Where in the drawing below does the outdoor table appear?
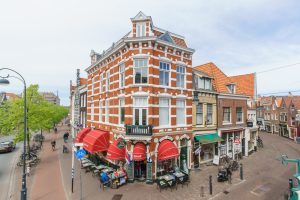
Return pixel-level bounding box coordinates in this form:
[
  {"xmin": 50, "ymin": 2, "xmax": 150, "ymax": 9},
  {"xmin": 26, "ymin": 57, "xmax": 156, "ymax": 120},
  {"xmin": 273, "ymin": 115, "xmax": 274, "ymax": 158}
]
[
  {"xmin": 173, "ymin": 171, "xmax": 185, "ymax": 179},
  {"xmin": 96, "ymin": 165, "xmax": 107, "ymax": 170},
  {"xmin": 82, "ymin": 162, "xmax": 93, "ymax": 168}
]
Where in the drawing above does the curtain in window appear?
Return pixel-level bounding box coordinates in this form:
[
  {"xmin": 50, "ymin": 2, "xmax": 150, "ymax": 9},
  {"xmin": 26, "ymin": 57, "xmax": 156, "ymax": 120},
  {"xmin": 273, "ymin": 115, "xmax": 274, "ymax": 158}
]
[
  {"xmin": 196, "ymin": 103, "xmax": 203, "ymax": 125},
  {"xmin": 159, "ymin": 98, "xmax": 169, "ymax": 125},
  {"xmin": 176, "ymin": 100, "xmax": 185, "ymax": 125}
]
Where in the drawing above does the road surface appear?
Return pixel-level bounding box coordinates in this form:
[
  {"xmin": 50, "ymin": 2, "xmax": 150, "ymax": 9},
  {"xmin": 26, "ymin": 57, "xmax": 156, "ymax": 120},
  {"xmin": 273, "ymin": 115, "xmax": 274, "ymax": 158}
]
[{"xmin": 0, "ymin": 136, "xmax": 21, "ymax": 200}]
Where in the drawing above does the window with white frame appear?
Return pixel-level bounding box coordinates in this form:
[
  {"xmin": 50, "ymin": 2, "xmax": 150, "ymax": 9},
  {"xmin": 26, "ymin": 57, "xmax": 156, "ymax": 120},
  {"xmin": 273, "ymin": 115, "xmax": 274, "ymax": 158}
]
[
  {"xmin": 99, "ymin": 100, "xmax": 102, "ymax": 122},
  {"xmin": 196, "ymin": 103, "xmax": 203, "ymax": 125},
  {"xmin": 198, "ymin": 77, "xmax": 212, "ymax": 90},
  {"xmin": 100, "ymin": 74, "xmax": 103, "ymax": 93},
  {"xmin": 207, "ymin": 104, "xmax": 213, "ymax": 125},
  {"xmin": 159, "ymin": 98, "xmax": 170, "ymax": 126},
  {"xmin": 223, "ymin": 107, "xmax": 231, "ymax": 123},
  {"xmin": 80, "ymin": 95, "xmax": 83, "ymax": 107},
  {"xmin": 119, "ymin": 98, "xmax": 125, "ymax": 124},
  {"xmin": 91, "ymin": 77, "xmax": 95, "ymax": 95},
  {"xmin": 106, "ymin": 71, "xmax": 110, "ymax": 91},
  {"xmin": 227, "ymin": 84, "xmax": 236, "ymax": 94},
  {"xmin": 176, "ymin": 99, "xmax": 185, "ymax": 125},
  {"xmin": 134, "ymin": 58, "xmax": 148, "ymax": 84},
  {"xmin": 159, "ymin": 62, "xmax": 170, "ymax": 86},
  {"xmin": 236, "ymin": 107, "xmax": 243, "ymax": 122},
  {"xmin": 176, "ymin": 65, "xmax": 185, "ymax": 88},
  {"xmin": 91, "ymin": 103, "xmax": 94, "ymax": 121},
  {"xmin": 133, "ymin": 97, "xmax": 148, "ymax": 125},
  {"xmin": 120, "ymin": 63, "xmax": 125, "ymax": 88},
  {"xmin": 136, "ymin": 23, "xmax": 146, "ymax": 37},
  {"xmin": 105, "ymin": 99, "xmax": 109, "ymax": 123}
]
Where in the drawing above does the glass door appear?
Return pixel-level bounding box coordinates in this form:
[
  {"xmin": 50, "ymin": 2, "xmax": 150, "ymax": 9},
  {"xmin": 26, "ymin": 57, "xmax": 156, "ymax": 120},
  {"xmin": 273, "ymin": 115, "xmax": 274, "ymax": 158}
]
[{"xmin": 134, "ymin": 108, "xmax": 147, "ymax": 125}]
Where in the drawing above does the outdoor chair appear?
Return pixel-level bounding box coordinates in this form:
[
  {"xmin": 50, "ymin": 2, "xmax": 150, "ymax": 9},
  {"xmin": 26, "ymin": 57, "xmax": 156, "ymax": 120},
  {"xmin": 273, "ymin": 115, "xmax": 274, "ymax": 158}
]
[
  {"xmin": 167, "ymin": 179, "xmax": 177, "ymax": 191},
  {"xmin": 92, "ymin": 169, "xmax": 100, "ymax": 177},
  {"xmin": 156, "ymin": 179, "xmax": 168, "ymax": 192}
]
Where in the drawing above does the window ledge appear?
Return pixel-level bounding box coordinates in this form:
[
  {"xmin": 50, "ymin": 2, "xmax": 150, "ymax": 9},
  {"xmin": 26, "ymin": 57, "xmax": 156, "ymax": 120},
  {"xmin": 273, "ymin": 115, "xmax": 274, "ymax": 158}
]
[
  {"xmin": 222, "ymin": 122, "xmax": 232, "ymax": 125},
  {"xmin": 236, "ymin": 122, "xmax": 244, "ymax": 124}
]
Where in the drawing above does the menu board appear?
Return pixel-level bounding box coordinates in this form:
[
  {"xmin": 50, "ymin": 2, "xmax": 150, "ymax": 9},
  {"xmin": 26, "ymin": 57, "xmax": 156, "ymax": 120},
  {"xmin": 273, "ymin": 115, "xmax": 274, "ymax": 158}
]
[
  {"xmin": 127, "ymin": 162, "xmax": 134, "ymax": 181},
  {"xmin": 146, "ymin": 162, "xmax": 152, "ymax": 181}
]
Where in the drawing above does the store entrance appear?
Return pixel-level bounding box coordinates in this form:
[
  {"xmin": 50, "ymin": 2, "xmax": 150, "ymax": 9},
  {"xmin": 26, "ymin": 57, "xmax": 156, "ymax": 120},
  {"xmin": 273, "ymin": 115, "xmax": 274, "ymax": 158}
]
[{"xmin": 134, "ymin": 160, "xmax": 146, "ymax": 181}]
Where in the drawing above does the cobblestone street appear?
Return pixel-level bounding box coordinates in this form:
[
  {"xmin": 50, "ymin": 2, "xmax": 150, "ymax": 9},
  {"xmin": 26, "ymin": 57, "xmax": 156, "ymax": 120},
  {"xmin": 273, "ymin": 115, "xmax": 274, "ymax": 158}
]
[{"xmin": 55, "ymin": 131, "xmax": 299, "ymax": 200}]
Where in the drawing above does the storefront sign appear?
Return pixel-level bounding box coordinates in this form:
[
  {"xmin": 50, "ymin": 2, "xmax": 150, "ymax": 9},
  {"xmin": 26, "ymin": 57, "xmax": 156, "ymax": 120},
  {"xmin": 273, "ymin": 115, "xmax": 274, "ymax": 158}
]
[
  {"xmin": 234, "ymin": 138, "xmax": 240, "ymax": 144},
  {"xmin": 117, "ymin": 139, "xmax": 126, "ymax": 148},
  {"xmin": 247, "ymin": 121, "xmax": 253, "ymax": 127}
]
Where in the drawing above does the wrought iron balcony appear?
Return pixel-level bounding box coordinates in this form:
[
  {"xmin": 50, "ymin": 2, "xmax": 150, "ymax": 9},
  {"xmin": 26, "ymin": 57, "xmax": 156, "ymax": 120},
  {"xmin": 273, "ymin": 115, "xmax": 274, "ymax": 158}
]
[{"xmin": 125, "ymin": 124, "xmax": 153, "ymax": 136}]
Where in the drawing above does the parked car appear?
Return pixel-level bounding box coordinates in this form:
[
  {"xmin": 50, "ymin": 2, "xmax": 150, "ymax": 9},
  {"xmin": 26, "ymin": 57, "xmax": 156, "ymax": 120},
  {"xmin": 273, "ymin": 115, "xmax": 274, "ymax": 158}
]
[{"xmin": 0, "ymin": 141, "xmax": 15, "ymax": 153}]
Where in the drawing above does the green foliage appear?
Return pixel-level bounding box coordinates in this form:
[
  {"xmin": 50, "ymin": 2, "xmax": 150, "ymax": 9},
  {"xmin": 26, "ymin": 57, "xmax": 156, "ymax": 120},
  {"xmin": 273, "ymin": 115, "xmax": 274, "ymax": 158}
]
[{"xmin": 0, "ymin": 84, "xmax": 69, "ymax": 143}]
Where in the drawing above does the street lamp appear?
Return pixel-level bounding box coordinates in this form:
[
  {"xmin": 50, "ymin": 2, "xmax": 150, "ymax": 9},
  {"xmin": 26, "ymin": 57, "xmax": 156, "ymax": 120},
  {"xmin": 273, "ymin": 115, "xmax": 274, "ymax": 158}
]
[{"xmin": 0, "ymin": 68, "xmax": 27, "ymax": 200}]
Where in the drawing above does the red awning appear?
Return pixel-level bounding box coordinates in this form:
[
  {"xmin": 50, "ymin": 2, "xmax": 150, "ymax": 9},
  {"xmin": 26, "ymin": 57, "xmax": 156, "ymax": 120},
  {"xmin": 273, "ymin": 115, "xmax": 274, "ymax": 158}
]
[
  {"xmin": 106, "ymin": 138, "xmax": 126, "ymax": 160},
  {"xmin": 75, "ymin": 128, "xmax": 91, "ymax": 143},
  {"xmin": 132, "ymin": 143, "xmax": 146, "ymax": 161},
  {"xmin": 158, "ymin": 140, "xmax": 179, "ymax": 161},
  {"xmin": 83, "ymin": 130, "xmax": 109, "ymax": 154}
]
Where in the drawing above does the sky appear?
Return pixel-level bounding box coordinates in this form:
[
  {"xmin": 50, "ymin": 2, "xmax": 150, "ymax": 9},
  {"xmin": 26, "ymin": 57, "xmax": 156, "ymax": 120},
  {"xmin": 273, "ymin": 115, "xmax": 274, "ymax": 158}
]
[{"xmin": 0, "ymin": 0, "xmax": 300, "ymax": 105}]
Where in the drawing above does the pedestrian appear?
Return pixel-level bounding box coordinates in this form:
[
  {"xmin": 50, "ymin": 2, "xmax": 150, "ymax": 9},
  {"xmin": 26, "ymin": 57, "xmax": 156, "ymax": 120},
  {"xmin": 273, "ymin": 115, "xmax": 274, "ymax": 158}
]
[
  {"xmin": 54, "ymin": 127, "xmax": 58, "ymax": 134},
  {"xmin": 227, "ymin": 167, "xmax": 232, "ymax": 184},
  {"xmin": 63, "ymin": 132, "xmax": 69, "ymax": 143},
  {"xmin": 51, "ymin": 140, "xmax": 56, "ymax": 151}
]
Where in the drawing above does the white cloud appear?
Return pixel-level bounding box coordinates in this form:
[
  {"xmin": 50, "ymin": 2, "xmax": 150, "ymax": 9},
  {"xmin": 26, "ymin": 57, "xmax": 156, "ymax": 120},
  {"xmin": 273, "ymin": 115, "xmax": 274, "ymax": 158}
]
[{"xmin": 1, "ymin": 0, "xmax": 300, "ymax": 105}]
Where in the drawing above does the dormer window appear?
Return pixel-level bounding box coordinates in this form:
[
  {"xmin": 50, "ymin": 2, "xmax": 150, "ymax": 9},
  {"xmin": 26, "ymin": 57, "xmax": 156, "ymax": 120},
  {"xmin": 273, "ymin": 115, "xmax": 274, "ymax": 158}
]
[
  {"xmin": 197, "ymin": 77, "xmax": 211, "ymax": 90},
  {"xmin": 136, "ymin": 22, "xmax": 146, "ymax": 37},
  {"xmin": 227, "ymin": 84, "xmax": 236, "ymax": 94}
]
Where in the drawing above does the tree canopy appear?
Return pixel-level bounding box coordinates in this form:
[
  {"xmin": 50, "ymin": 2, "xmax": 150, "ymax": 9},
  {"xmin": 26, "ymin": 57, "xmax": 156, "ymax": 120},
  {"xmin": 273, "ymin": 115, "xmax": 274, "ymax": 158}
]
[{"xmin": 0, "ymin": 84, "xmax": 69, "ymax": 143}]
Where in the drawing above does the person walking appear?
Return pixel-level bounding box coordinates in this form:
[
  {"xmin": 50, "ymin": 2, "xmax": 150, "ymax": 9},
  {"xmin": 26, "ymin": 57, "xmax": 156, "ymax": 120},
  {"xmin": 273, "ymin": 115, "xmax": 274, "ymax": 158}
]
[
  {"xmin": 51, "ymin": 140, "xmax": 56, "ymax": 151},
  {"xmin": 63, "ymin": 132, "xmax": 69, "ymax": 143}
]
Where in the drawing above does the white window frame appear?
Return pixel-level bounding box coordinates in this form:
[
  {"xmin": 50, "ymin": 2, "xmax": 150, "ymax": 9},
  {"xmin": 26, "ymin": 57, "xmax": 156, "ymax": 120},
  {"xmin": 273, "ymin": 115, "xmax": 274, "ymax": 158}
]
[
  {"xmin": 99, "ymin": 100, "xmax": 102, "ymax": 122},
  {"xmin": 119, "ymin": 63, "xmax": 125, "ymax": 88},
  {"xmin": 159, "ymin": 98, "xmax": 170, "ymax": 126},
  {"xmin": 133, "ymin": 58, "xmax": 148, "ymax": 84},
  {"xmin": 227, "ymin": 84, "xmax": 236, "ymax": 94},
  {"xmin": 159, "ymin": 62, "xmax": 170, "ymax": 86},
  {"xmin": 176, "ymin": 99, "xmax": 186, "ymax": 125},
  {"xmin": 196, "ymin": 103, "xmax": 203, "ymax": 125},
  {"xmin": 136, "ymin": 22, "xmax": 146, "ymax": 37},
  {"xmin": 106, "ymin": 71, "xmax": 110, "ymax": 91},
  {"xmin": 236, "ymin": 107, "xmax": 243, "ymax": 123},
  {"xmin": 105, "ymin": 99, "xmax": 109, "ymax": 123},
  {"xmin": 119, "ymin": 98, "xmax": 125, "ymax": 125},
  {"xmin": 91, "ymin": 77, "xmax": 95, "ymax": 96},
  {"xmin": 223, "ymin": 107, "xmax": 231, "ymax": 124},
  {"xmin": 133, "ymin": 97, "xmax": 148, "ymax": 125},
  {"xmin": 91, "ymin": 103, "xmax": 94, "ymax": 121},
  {"xmin": 100, "ymin": 73, "xmax": 103, "ymax": 93},
  {"xmin": 176, "ymin": 65, "xmax": 185, "ymax": 88},
  {"xmin": 207, "ymin": 103, "xmax": 213, "ymax": 125}
]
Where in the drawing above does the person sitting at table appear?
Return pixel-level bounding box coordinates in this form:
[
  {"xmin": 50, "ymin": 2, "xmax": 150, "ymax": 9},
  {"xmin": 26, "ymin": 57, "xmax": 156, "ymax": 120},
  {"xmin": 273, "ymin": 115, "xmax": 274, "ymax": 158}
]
[{"xmin": 99, "ymin": 171, "xmax": 110, "ymax": 188}]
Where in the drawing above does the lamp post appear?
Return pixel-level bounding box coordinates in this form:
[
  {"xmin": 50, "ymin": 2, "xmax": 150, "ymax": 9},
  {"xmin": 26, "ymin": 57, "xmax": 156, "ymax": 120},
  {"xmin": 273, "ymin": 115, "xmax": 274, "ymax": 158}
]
[{"xmin": 0, "ymin": 68, "xmax": 27, "ymax": 200}]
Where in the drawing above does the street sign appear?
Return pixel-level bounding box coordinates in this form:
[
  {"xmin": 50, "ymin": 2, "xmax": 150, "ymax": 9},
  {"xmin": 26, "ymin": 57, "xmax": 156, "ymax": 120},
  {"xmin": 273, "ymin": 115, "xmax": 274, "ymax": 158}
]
[{"xmin": 75, "ymin": 149, "xmax": 86, "ymax": 159}]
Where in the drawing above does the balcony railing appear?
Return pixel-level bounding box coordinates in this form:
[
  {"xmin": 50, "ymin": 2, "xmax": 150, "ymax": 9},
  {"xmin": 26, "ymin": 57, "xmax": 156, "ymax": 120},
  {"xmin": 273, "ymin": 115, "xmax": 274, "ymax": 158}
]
[{"xmin": 125, "ymin": 125, "xmax": 153, "ymax": 136}]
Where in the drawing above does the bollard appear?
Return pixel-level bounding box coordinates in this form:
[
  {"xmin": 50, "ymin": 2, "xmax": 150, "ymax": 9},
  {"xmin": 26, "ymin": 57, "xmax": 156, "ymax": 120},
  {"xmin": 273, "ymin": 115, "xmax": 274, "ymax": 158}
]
[
  {"xmin": 200, "ymin": 186, "xmax": 204, "ymax": 197},
  {"xmin": 240, "ymin": 163, "xmax": 243, "ymax": 180},
  {"xmin": 289, "ymin": 178, "xmax": 293, "ymax": 189},
  {"xmin": 209, "ymin": 175, "xmax": 212, "ymax": 195}
]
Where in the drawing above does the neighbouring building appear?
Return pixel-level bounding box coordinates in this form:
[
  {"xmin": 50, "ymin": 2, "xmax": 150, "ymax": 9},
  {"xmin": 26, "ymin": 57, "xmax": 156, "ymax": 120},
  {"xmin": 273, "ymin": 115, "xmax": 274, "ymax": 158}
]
[
  {"xmin": 41, "ymin": 92, "xmax": 60, "ymax": 105},
  {"xmin": 192, "ymin": 69, "xmax": 219, "ymax": 167},
  {"xmin": 0, "ymin": 92, "xmax": 19, "ymax": 103},
  {"xmin": 85, "ymin": 12, "xmax": 194, "ymax": 181},
  {"xmin": 259, "ymin": 96, "xmax": 280, "ymax": 134},
  {"xmin": 194, "ymin": 62, "xmax": 255, "ymax": 161}
]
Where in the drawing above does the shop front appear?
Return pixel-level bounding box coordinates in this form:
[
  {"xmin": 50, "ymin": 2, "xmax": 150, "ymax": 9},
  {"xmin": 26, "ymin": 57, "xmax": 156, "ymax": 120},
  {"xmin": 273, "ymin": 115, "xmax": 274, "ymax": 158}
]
[
  {"xmin": 219, "ymin": 129, "xmax": 244, "ymax": 160},
  {"xmin": 132, "ymin": 142, "xmax": 147, "ymax": 181},
  {"xmin": 156, "ymin": 139, "xmax": 179, "ymax": 177},
  {"xmin": 193, "ymin": 133, "xmax": 222, "ymax": 167},
  {"xmin": 248, "ymin": 130, "xmax": 258, "ymax": 153}
]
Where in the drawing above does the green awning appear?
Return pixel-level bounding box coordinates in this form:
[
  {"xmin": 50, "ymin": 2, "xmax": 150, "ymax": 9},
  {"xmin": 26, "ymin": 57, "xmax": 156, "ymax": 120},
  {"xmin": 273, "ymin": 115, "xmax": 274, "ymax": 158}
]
[{"xmin": 194, "ymin": 133, "xmax": 223, "ymax": 144}]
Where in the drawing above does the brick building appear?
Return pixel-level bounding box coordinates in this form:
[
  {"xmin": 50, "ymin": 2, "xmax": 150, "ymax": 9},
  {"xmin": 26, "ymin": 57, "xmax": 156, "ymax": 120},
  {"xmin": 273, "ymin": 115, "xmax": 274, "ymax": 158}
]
[
  {"xmin": 194, "ymin": 62, "xmax": 255, "ymax": 160},
  {"xmin": 84, "ymin": 12, "xmax": 194, "ymax": 180}
]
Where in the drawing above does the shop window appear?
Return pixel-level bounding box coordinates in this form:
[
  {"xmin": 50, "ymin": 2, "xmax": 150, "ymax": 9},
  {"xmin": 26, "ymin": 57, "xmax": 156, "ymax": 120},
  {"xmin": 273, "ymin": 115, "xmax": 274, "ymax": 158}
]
[{"xmin": 196, "ymin": 103, "xmax": 203, "ymax": 125}]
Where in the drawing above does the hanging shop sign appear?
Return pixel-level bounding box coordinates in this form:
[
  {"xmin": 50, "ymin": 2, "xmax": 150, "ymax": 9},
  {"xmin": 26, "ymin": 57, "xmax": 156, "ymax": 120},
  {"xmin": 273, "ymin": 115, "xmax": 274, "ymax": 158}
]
[
  {"xmin": 247, "ymin": 121, "xmax": 253, "ymax": 127},
  {"xmin": 117, "ymin": 139, "xmax": 126, "ymax": 148},
  {"xmin": 234, "ymin": 138, "xmax": 240, "ymax": 144}
]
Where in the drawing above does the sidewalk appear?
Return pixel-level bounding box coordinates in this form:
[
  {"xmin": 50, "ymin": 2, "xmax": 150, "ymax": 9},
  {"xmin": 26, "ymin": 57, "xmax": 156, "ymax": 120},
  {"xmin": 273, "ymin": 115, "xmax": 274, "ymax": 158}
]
[{"xmin": 30, "ymin": 126, "xmax": 67, "ymax": 200}]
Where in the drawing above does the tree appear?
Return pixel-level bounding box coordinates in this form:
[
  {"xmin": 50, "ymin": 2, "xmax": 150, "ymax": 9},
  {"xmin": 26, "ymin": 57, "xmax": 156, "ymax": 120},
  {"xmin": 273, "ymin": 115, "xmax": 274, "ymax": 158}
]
[{"xmin": 0, "ymin": 84, "xmax": 69, "ymax": 147}]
